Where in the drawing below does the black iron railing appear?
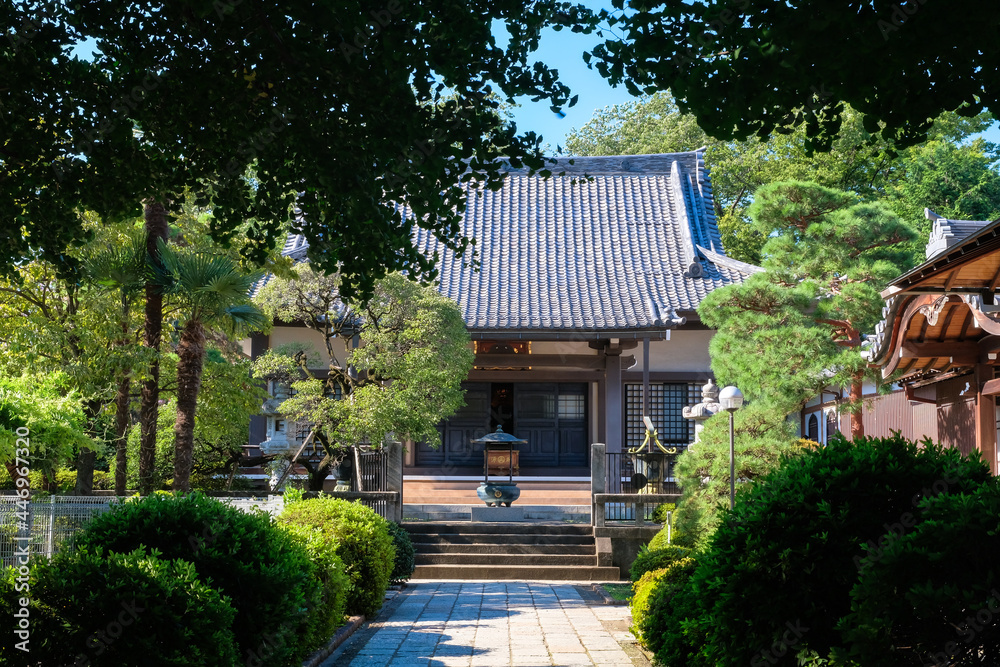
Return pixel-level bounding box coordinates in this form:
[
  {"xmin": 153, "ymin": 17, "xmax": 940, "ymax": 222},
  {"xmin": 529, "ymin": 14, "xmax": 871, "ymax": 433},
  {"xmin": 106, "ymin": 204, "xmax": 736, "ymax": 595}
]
[{"xmin": 604, "ymin": 451, "xmax": 683, "ymax": 521}]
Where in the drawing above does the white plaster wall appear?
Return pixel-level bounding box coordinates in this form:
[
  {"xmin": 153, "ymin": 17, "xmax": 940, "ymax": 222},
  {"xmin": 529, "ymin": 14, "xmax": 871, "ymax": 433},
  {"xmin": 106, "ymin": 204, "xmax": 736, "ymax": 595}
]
[
  {"xmin": 267, "ymin": 326, "xmax": 348, "ymax": 369},
  {"xmin": 646, "ymin": 330, "xmax": 714, "ymax": 373}
]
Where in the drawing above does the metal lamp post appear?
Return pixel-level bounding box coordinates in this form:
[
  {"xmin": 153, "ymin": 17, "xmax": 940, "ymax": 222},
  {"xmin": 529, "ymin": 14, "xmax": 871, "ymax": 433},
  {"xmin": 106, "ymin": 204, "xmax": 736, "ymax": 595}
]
[{"xmin": 719, "ymin": 386, "xmax": 744, "ymax": 510}]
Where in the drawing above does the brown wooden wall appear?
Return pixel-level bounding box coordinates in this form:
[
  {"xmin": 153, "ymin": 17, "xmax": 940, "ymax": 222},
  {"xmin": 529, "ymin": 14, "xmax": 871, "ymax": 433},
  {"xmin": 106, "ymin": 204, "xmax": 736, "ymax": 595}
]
[
  {"xmin": 937, "ymin": 376, "xmax": 978, "ymax": 456},
  {"xmin": 860, "ymin": 383, "xmax": 974, "ymax": 452},
  {"xmin": 861, "ymin": 390, "xmax": 916, "ymax": 440}
]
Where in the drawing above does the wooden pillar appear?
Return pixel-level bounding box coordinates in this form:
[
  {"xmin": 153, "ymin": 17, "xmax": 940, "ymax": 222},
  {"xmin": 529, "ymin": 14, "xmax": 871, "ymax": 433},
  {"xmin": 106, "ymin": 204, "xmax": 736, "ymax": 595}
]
[
  {"xmin": 975, "ymin": 364, "xmax": 998, "ymax": 475},
  {"xmin": 606, "ymin": 350, "xmax": 623, "ymax": 453},
  {"xmin": 643, "ymin": 338, "xmax": 650, "ymax": 419}
]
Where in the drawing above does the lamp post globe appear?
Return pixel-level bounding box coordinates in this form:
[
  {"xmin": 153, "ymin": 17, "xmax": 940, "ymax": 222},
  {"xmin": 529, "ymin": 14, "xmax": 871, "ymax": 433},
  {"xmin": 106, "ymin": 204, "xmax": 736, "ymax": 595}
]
[
  {"xmin": 719, "ymin": 385, "xmax": 744, "ymax": 413},
  {"xmin": 719, "ymin": 385, "xmax": 743, "ymax": 510}
]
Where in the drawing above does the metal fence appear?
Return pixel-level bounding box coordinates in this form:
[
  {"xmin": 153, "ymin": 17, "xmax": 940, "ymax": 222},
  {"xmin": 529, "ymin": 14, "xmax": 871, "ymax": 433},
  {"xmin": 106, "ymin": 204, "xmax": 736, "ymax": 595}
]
[
  {"xmin": 351, "ymin": 450, "xmax": 390, "ymax": 517},
  {"xmin": 0, "ymin": 494, "xmax": 285, "ymax": 567},
  {"xmin": 604, "ymin": 452, "xmax": 682, "ymax": 521}
]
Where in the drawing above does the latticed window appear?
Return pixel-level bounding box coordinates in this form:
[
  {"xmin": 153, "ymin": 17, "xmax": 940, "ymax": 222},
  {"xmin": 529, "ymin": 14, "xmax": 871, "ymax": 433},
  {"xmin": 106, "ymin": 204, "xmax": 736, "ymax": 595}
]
[{"xmin": 625, "ymin": 383, "xmax": 699, "ymax": 450}]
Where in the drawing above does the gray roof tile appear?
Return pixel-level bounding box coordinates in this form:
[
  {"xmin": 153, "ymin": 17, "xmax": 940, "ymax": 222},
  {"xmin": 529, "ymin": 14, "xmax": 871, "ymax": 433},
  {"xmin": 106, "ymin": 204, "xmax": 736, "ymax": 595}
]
[{"xmin": 265, "ymin": 149, "xmax": 751, "ymax": 331}]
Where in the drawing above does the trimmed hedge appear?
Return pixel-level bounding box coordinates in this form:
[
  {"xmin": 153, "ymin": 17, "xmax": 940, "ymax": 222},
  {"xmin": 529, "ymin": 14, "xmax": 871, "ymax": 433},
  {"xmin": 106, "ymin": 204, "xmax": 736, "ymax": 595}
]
[
  {"xmin": 629, "ymin": 544, "xmax": 690, "ymax": 582},
  {"xmin": 641, "ymin": 557, "xmax": 699, "ymax": 659},
  {"xmin": 630, "ymin": 567, "xmax": 671, "ymax": 647},
  {"xmin": 653, "ymin": 433, "xmax": 993, "ymax": 666},
  {"xmin": 387, "ymin": 521, "xmax": 415, "ymax": 585},
  {"xmin": 72, "ymin": 492, "xmax": 316, "ymax": 667},
  {"xmin": 630, "ymin": 557, "xmax": 697, "ymax": 652},
  {"xmin": 282, "ymin": 522, "xmax": 352, "ymax": 651},
  {"xmin": 279, "ymin": 497, "xmax": 395, "ymax": 616},
  {"xmin": 1, "ymin": 548, "xmax": 237, "ymax": 666}
]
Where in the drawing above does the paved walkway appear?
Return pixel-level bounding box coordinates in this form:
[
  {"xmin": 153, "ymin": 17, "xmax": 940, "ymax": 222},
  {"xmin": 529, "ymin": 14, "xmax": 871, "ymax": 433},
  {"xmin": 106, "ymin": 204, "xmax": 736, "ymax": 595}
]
[{"xmin": 323, "ymin": 582, "xmax": 644, "ymax": 667}]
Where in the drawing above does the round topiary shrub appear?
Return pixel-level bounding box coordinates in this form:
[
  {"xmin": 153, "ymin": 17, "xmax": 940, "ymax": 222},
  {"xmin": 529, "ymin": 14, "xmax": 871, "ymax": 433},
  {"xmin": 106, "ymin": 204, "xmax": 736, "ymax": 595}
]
[
  {"xmin": 638, "ymin": 556, "xmax": 698, "ymax": 657},
  {"xmin": 657, "ymin": 433, "xmax": 992, "ymax": 666},
  {"xmin": 279, "ymin": 497, "xmax": 395, "ymax": 617},
  {"xmin": 1, "ymin": 547, "xmax": 237, "ymax": 666},
  {"xmin": 72, "ymin": 492, "xmax": 316, "ymax": 667},
  {"xmin": 282, "ymin": 522, "xmax": 352, "ymax": 651},
  {"xmin": 630, "ymin": 567, "xmax": 670, "ymax": 646},
  {"xmin": 387, "ymin": 521, "xmax": 415, "ymax": 585},
  {"xmin": 648, "ymin": 522, "xmax": 679, "ymax": 551},
  {"xmin": 629, "ymin": 544, "xmax": 691, "ymax": 582}
]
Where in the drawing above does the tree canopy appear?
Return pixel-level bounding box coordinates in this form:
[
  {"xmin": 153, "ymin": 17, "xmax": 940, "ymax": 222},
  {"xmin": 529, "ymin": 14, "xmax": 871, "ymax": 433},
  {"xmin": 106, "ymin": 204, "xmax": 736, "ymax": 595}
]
[
  {"xmin": 698, "ymin": 181, "xmax": 916, "ymax": 437},
  {"xmin": 566, "ymin": 93, "xmax": 1000, "ymax": 264},
  {"xmin": 2, "ymin": 0, "xmax": 596, "ymax": 297},
  {"xmin": 590, "ymin": 1, "xmax": 1000, "ymax": 150},
  {"xmin": 253, "ymin": 267, "xmax": 473, "ymax": 489}
]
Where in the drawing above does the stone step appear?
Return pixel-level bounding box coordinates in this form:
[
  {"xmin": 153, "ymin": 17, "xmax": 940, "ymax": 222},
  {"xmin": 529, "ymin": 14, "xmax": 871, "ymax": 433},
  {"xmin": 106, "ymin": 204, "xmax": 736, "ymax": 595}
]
[
  {"xmin": 412, "ymin": 564, "xmax": 622, "ymax": 581},
  {"xmin": 414, "ymin": 543, "xmax": 596, "ymax": 555},
  {"xmin": 403, "ymin": 521, "xmax": 593, "ymax": 536},
  {"xmin": 402, "ymin": 505, "xmax": 591, "ymax": 523},
  {"xmin": 416, "ymin": 553, "xmax": 597, "ymax": 566},
  {"xmin": 411, "ymin": 533, "xmax": 595, "ymax": 546}
]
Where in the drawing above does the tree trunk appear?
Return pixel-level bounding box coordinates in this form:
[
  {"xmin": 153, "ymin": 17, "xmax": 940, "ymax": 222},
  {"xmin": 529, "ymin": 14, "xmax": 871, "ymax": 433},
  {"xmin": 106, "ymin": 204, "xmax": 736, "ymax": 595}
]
[
  {"xmin": 73, "ymin": 399, "xmax": 103, "ymax": 495},
  {"xmin": 114, "ymin": 375, "xmax": 131, "ymax": 495},
  {"xmin": 850, "ymin": 377, "xmax": 865, "ymax": 440},
  {"xmin": 172, "ymin": 318, "xmax": 206, "ymax": 493},
  {"xmin": 139, "ymin": 200, "xmax": 169, "ymax": 495}
]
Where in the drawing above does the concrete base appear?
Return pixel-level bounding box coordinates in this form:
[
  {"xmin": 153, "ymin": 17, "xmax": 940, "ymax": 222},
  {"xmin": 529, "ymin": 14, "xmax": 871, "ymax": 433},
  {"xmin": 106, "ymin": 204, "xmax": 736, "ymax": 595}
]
[
  {"xmin": 471, "ymin": 505, "xmax": 525, "ymax": 522},
  {"xmin": 595, "ymin": 525, "xmax": 662, "ymax": 575}
]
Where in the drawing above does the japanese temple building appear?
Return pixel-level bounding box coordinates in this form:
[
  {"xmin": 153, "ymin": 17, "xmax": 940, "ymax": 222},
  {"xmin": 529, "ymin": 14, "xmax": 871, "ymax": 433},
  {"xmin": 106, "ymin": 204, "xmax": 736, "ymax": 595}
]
[{"xmin": 245, "ymin": 149, "xmax": 756, "ymax": 489}]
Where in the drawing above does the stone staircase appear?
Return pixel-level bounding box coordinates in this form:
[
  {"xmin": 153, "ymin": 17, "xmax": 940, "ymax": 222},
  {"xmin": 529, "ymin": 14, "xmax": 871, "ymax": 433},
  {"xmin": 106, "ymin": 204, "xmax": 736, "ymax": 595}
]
[
  {"xmin": 404, "ymin": 522, "xmax": 621, "ymax": 581},
  {"xmin": 403, "ymin": 504, "xmax": 591, "ymax": 522}
]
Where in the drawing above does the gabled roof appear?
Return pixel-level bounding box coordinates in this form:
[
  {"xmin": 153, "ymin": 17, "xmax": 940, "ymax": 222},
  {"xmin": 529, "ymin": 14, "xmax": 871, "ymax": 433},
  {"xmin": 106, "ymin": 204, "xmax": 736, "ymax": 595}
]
[
  {"xmin": 863, "ymin": 212, "xmax": 1000, "ymax": 383},
  {"xmin": 413, "ymin": 149, "xmax": 754, "ymax": 334},
  {"xmin": 924, "ymin": 208, "xmax": 992, "ymax": 260},
  {"xmin": 265, "ymin": 149, "xmax": 754, "ymax": 335}
]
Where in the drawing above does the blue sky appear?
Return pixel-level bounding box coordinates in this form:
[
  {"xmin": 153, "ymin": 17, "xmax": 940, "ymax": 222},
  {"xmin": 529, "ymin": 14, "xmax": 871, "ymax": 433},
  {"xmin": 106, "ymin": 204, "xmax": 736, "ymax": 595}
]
[{"xmin": 505, "ymin": 20, "xmax": 1000, "ymax": 152}]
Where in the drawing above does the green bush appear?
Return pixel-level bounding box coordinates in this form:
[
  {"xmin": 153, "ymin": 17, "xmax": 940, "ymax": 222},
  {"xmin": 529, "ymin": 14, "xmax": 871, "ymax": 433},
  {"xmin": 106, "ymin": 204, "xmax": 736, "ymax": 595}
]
[
  {"xmin": 72, "ymin": 492, "xmax": 317, "ymax": 667},
  {"xmin": 1, "ymin": 548, "xmax": 237, "ymax": 666},
  {"xmin": 0, "ymin": 467, "xmax": 113, "ymax": 492},
  {"xmin": 282, "ymin": 523, "xmax": 351, "ymax": 652},
  {"xmin": 841, "ymin": 482, "xmax": 1000, "ymax": 666},
  {"xmin": 643, "ymin": 557, "xmax": 699, "ymax": 661},
  {"xmin": 648, "ymin": 522, "xmax": 678, "ymax": 551},
  {"xmin": 629, "ymin": 544, "xmax": 690, "ymax": 582},
  {"xmin": 387, "ymin": 521, "xmax": 415, "ymax": 585},
  {"xmin": 279, "ymin": 497, "xmax": 395, "ymax": 616},
  {"xmin": 651, "ymin": 502, "xmax": 675, "ymax": 524},
  {"xmin": 656, "ymin": 433, "xmax": 992, "ymax": 666},
  {"xmin": 631, "ymin": 567, "xmax": 670, "ymax": 646}
]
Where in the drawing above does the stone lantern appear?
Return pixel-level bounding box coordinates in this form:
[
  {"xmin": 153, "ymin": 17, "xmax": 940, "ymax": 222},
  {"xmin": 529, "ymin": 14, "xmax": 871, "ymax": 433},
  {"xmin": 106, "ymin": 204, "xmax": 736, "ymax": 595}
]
[{"xmin": 682, "ymin": 379, "xmax": 723, "ymax": 448}]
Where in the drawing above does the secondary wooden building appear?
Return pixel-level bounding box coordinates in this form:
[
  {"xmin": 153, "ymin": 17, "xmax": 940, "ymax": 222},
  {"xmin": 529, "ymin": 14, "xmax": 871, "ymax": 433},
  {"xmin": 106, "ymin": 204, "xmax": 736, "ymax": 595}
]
[{"xmin": 862, "ymin": 209, "xmax": 1000, "ymax": 473}]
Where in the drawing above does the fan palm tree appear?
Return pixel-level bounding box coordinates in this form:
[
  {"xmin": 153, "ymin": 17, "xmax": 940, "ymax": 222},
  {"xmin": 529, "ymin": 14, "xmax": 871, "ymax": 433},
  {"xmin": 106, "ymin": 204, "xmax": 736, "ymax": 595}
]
[
  {"xmin": 85, "ymin": 231, "xmax": 147, "ymax": 495},
  {"xmin": 155, "ymin": 243, "xmax": 268, "ymax": 492}
]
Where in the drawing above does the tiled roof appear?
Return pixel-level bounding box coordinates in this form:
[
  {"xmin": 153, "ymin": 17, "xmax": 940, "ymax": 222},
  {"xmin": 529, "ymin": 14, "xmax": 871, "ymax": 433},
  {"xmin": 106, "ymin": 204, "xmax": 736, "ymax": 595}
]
[
  {"xmin": 268, "ymin": 149, "xmax": 754, "ymax": 332},
  {"xmin": 924, "ymin": 208, "xmax": 992, "ymax": 259}
]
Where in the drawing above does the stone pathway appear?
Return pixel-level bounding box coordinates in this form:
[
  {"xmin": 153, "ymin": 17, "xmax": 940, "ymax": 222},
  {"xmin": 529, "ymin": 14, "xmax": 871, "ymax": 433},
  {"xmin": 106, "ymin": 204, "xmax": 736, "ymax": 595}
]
[{"xmin": 323, "ymin": 581, "xmax": 644, "ymax": 667}]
